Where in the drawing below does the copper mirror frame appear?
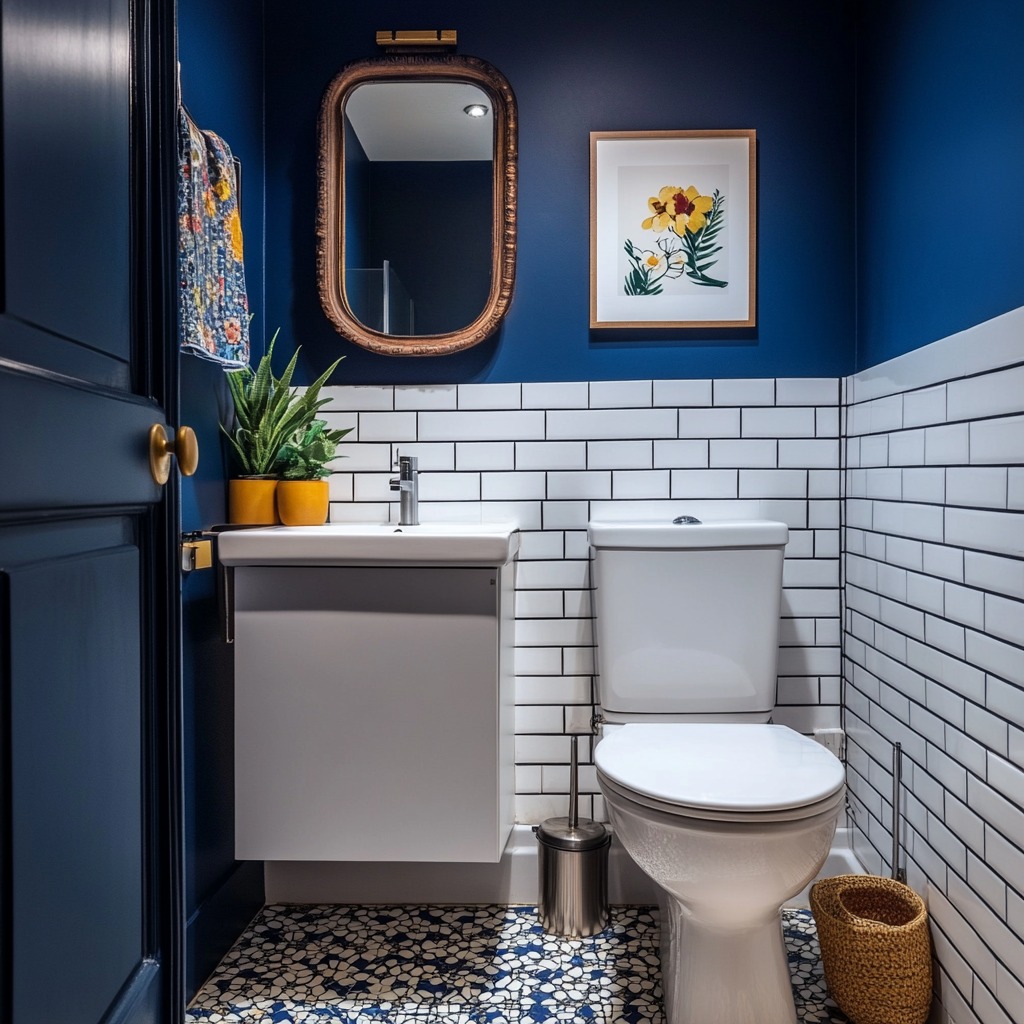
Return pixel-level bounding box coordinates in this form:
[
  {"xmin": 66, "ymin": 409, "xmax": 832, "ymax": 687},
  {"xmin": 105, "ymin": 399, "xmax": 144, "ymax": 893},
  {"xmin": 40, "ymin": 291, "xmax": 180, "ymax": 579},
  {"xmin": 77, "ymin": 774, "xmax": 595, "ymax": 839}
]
[{"xmin": 316, "ymin": 54, "xmax": 518, "ymax": 356}]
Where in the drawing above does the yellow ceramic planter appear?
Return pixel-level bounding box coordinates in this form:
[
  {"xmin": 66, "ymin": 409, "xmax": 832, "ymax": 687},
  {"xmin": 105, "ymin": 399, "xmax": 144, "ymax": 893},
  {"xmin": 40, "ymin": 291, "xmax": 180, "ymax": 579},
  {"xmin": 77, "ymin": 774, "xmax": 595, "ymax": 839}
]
[
  {"xmin": 228, "ymin": 478, "xmax": 279, "ymax": 525},
  {"xmin": 276, "ymin": 479, "xmax": 330, "ymax": 526}
]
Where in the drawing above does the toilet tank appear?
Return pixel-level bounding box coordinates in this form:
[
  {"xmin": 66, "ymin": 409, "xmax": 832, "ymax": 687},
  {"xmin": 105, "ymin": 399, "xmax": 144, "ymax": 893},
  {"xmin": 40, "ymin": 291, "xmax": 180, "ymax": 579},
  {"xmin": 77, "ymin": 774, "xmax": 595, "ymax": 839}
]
[{"xmin": 589, "ymin": 520, "xmax": 788, "ymax": 721}]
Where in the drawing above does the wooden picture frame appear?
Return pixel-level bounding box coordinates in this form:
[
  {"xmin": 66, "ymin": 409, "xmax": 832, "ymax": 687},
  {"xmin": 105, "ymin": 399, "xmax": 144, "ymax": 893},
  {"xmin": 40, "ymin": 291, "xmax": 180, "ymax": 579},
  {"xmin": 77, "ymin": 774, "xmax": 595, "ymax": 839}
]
[{"xmin": 590, "ymin": 130, "xmax": 756, "ymax": 329}]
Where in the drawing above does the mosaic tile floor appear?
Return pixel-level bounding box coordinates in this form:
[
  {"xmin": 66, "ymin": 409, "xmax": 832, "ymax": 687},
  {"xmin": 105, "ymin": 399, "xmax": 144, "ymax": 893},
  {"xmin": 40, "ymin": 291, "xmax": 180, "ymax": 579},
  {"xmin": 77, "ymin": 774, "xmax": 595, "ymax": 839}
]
[{"xmin": 186, "ymin": 904, "xmax": 850, "ymax": 1023}]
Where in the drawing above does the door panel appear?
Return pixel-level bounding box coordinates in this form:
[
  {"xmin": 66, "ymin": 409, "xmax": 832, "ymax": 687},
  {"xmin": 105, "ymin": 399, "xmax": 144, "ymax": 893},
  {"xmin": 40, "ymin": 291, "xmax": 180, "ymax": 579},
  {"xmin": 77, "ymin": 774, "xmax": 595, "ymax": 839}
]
[
  {"xmin": 3, "ymin": 0, "xmax": 131, "ymax": 359},
  {"xmin": 8, "ymin": 542, "xmax": 143, "ymax": 1024},
  {"xmin": 0, "ymin": 0, "xmax": 180, "ymax": 1022}
]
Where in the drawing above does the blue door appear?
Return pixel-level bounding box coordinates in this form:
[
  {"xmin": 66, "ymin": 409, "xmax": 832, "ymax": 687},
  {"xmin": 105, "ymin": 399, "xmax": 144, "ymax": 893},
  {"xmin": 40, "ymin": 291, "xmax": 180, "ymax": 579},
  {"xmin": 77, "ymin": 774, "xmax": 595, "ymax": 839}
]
[{"xmin": 0, "ymin": 0, "xmax": 182, "ymax": 1021}]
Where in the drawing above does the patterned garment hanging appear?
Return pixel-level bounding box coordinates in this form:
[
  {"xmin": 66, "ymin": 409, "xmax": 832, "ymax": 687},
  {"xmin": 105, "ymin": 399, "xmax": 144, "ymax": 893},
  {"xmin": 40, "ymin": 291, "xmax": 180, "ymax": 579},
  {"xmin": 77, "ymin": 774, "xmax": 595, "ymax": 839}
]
[{"xmin": 177, "ymin": 108, "xmax": 250, "ymax": 366}]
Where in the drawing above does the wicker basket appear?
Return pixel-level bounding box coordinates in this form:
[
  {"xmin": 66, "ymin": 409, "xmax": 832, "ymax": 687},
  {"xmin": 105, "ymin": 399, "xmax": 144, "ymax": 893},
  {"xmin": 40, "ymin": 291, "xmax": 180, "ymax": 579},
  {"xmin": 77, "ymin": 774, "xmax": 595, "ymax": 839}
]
[{"xmin": 809, "ymin": 874, "xmax": 932, "ymax": 1024}]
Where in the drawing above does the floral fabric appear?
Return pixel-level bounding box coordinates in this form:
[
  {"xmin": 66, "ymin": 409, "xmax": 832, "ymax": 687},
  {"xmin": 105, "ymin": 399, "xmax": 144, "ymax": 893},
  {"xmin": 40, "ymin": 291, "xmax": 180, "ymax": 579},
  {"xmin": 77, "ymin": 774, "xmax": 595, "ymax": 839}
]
[{"xmin": 177, "ymin": 108, "xmax": 250, "ymax": 366}]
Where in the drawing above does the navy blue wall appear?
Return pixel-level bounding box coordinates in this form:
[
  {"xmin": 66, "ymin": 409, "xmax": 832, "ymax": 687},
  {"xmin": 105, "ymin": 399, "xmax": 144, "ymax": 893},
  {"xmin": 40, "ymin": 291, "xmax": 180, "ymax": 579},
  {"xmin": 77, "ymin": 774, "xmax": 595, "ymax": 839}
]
[
  {"xmin": 263, "ymin": 0, "xmax": 856, "ymax": 384},
  {"xmin": 177, "ymin": 0, "xmax": 266, "ymax": 998},
  {"xmin": 856, "ymin": 0, "xmax": 1024, "ymax": 369}
]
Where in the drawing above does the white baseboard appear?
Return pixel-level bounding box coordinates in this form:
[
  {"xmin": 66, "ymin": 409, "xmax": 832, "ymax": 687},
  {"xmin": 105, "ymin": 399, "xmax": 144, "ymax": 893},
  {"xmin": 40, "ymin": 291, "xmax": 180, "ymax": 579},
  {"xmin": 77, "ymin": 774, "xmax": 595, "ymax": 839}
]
[{"xmin": 265, "ymin": 825, "xmax": 862, "ymax": 906}]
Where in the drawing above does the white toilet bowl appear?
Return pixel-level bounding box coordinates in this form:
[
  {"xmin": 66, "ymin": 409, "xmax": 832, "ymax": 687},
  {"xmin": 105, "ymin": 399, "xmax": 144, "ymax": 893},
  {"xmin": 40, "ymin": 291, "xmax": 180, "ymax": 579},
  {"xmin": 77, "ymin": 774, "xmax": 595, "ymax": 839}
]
[{"xmin": 595, "ymin": 722, "xmax": 845, "ymax": 1024}]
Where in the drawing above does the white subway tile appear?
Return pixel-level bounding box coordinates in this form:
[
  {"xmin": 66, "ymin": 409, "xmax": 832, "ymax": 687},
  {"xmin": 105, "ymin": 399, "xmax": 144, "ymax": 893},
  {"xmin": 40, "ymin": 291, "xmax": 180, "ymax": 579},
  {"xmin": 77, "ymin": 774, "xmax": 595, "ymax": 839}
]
[
  {"xmin": 901, "ymin": 468, "xmax": 945, "ymax": 503},
  {"xmin": 515, "ymin": 590, "xmax": 564, "ymax": 618},
  {"xmin": 776, "ymin": 378, "xmax": 837, "ymax": 405},
  {"xmin": 710, "ymin": 439, "xmax": 778, "ymax": 467},
  {"xmin": 393, "ymin": 384, "xmax": 457, "ymax": 410},
  {"xmin": 613, "ymin": 470, "xmax": 671, "ymax": 499},
  {"xmin": 782, "ymin": 588, "xmax": 840, "ymax": 617},
  {"xmin": 946, "ymin": 467, "xmax": 1008, "ymax": 509},
  {"xmin": 808, "ymin": 500, "xmax": 841, "ymax": 529},
  {"xmin": 359, "ymin": 411, "xmax": 418, "ymax": 442},
  {"xmin": 353, "ymin": 473, "xmax": 396, "ymax": 502},
  {"xmin": 970, "ymin": 415, "xmax": 1024, "ymax": 465},
  {"xmin": 922, "ymin": 542, "xmax": 963, "ymax": 582},
  {"xmin": 563, "ymin": 646, "xmax": 596, "ymax": 675},
  {"xmin": 515, "ymin": 705, "xmax": 564, "ymax": 733},
  {"xmin": 859, "ymin": 434, "xmax": 890, "ymax": 467},
  {"xmin": 902, "ymin": 384, "xmax": 947, "ymax": 428},
  {"xmin": 389, "ymin": 442, "xmax": 455, "ymax": 470},
  {"xmin": 653, "ymin": 439, "xmax": 709, "ymax": 468},
  {"xmin": 514, "ymin": 559, "xmax": 591, "ymax": 593},
  {"xmin": 321, "ymin": 411, "xmax": 360, "ymax": 439},
  {"xmin": 948, "ymin": 364, "xmax": 1024, "ymax": 421},
  {"xmin": 419, "ymin": 472, "xmax": 480, "ymax": 501},
  {"xmin": 816, "ymin": 407, "xmax": 840, "ymax": 437},
  {"xmin": 1011, "ymin": 469, "xmax": 1024, "ymax": 509},
  {"xmin": 925, "ymin": 614, "xmax": 966, "ymax": 659},
  {"xmin": 481, "ymin": 471, "xmax": 546, "ymax": 501},
  {"xmin": 514, "ymin": 648, "xmax": 563, "ymax": 677},
  {"xmin": 653, "ymin": 379, "xmax": 713, "ymax": 407},
  {"xmin": 946, "ymin": 507, "xmax": 1023, "ymax": 558},
  {"xmin": 327, "ymin": 474, "xmax": 354, "ymax": 501},
  {"xmin": 888, "ymin": 428, "xmax": 926, "ymax": 466},
  {"xmin": 783, "ymin": 558, "xmax": 839, "ymax": 588},
  {"xmin": 542, "ymin": 501, "xmax": 592, "ymax": 530},
  {"xmin": 516, "ymin": 441, "xmax": 587, "ymax": 470},
  {"xmin": 867, "ymin": 394, "xmax": 905, "ymax": 433},
  {"xmin": 515, "ymin": 676, "xmax": 591, "ymax": 705},
  {"xmin": 522, "ymin": 381, "xmax": 589, "ymax": 409},
  {"xmin": 457, "ymin": 382, "xmax": 522, "ymax": 410},
  {"xmin": 678, "ymin": 407, "xmax": 740, "ymax": 438},
  {"xmin": 329, "ymin": 501, "xmax": 388, "ymax": 523},
  {"xmin": 713, "ymin": 378, "xmax": 775, "ymax": 406},
  {"xmin": 515, "ymin": 734, "xmax": 572, "ymax": 763},
  {"xmin": 547, "ymin": 408, "xmax": 677, "ymax": 440},
  {"xmin": 670, "ymin": 469, "xmax": 738, "ymax": 498},
  {"xmin": 516, "ymin": 531, "xmax": 564, "ymax": 560},
  {"xmin": 779, "ymin": 439, "xmax": 839, "ymax": 469},
  {"xmin": 563, "ymin": 589, "xmax": 592, "ymax": 618},
  {"xmin": 873, "ymin": 500, "xmax": 945, "ymax": 542},
  {"xmin": 335, "ymin": 443, "xmax": 392, "ymax": 472},
  {"xmin": 986, "ymin": 592, "xmax": 1024, "ymax": 647},
  {"xmin": 739, "ymin": 469, "xmax": 807, "ymax": 498},
  {"xmin": 515, "ymin": 765, "xmax": 543, "ymax": 791},
  {"xmin": 589, "ymin": 379, "xmax": 652, "ymax": 408},
  {"xmin": 587, "ymin": 439, "xmax": 653, "ymax": 469},
  {"xmin": 760, "ymin": 499, "xmax": 810, "ymax": 528},
  {"xmin": 924, "ymin": 423, "xmax": 970, "ymax": 465},
  {"xmin": 547, "ymin": 471, "xmax": 611, "ymax": 500},
  {"xmin": 456, "ymin": 441, "xmax": 515, "ymax": 471},
  {"xmin": 965, "ymin": 551, "xmax": 1024, "ymax": 600},
  {"xmin": 323, "ymin": 385, "xmax": 394, "ymax": 411},
  {"xmin": 517, "ymin": 618, "xmax": 592, "ymax": 647},
  {"xmin": 563, "ymin": 530, "xmax": 591, "ymax": 559},
  {"xmin": 478, "ymin": 500, "xmax": 543, "ymax": 529},
  {"xmin": 906, "ymin": 572, "xmax": 943, "ymax": 614},
  {"xmin": 808, "ymin": 470, "xmax": 841, "ymax": 498},
  {"xmin": 865, "ymin": 468, "xmax": 902, "ymax": 500},
  {"xmin": 743, "ymin": 406, "xmax": 816, "ymax": 438},
  {"xmin": 419, "ymin": 409, "xmax": 545, "ymax": 441}
]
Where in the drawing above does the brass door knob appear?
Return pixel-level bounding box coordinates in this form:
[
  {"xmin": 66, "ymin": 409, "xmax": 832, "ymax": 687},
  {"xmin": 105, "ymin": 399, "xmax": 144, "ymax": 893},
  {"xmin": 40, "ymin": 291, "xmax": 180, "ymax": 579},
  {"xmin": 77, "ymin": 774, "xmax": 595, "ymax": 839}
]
[{"xmin": 149, "ymin": 423, "xmax": 199, "ymax": 485}]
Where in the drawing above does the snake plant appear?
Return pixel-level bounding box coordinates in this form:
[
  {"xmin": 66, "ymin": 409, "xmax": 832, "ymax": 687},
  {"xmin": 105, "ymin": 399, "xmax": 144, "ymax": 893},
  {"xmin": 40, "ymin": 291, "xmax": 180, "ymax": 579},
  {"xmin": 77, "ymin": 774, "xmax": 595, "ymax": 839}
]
[{"xmin": 221, "ymin": 331, "xmax": 344, "ymax": 477}]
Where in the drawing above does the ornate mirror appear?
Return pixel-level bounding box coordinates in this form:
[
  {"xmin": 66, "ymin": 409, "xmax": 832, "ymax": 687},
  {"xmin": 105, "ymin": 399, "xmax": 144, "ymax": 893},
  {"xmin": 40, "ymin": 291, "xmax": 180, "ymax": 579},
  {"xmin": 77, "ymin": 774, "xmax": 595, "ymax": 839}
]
[{"xmin": 317, "ymin": 48, "xmax": 517, "ymax": 356}]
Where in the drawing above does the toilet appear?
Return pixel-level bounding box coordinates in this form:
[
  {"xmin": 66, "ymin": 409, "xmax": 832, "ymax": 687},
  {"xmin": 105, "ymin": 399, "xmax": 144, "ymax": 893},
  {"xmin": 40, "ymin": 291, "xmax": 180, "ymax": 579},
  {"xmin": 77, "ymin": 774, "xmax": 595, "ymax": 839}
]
[{"xmin": 589, "ymin": 519, "xmax": 845, "ymax": 1024}]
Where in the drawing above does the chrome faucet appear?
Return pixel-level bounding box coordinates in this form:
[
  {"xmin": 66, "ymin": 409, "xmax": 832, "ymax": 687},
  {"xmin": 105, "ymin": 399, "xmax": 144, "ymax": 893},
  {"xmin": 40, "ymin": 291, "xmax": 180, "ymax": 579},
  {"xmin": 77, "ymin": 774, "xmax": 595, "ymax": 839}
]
[{"xmin": 389, "ymin": 454, "xmax": 419, "ymax": 526}]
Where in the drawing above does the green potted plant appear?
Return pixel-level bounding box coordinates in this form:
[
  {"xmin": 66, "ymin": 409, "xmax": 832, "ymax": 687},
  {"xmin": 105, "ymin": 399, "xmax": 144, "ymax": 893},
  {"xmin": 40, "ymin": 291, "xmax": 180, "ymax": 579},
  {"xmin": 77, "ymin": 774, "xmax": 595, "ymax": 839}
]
[
  {"xmin": 274, "ymin": 418, "xmax": 352, "ymax": 525},
  {"xmin": 221, "ymin": 330, "xmax": 343, "ymax": 524}
]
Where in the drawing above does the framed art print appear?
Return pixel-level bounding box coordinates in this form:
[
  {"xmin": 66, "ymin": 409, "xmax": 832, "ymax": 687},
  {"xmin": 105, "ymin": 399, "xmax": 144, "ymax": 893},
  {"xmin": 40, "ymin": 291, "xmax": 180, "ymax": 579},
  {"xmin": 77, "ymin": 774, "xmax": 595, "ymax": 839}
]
[{"xmin": 590, "ymin": 130, "xmax": 756, "ymax": 329}]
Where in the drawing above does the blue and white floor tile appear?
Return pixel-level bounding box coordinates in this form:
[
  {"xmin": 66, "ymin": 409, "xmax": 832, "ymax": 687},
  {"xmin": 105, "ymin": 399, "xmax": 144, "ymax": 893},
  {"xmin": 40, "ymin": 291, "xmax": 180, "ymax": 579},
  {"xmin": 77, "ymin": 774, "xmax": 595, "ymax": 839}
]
[{"xmin": 186, "ymin": 905, "xmax": 850, "ymax": 1023}]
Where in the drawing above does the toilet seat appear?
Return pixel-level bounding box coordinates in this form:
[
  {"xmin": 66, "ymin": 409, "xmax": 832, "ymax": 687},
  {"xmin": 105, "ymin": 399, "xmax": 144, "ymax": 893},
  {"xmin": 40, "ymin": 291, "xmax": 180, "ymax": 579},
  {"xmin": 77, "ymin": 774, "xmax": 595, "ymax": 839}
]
[{"xmin": 595, "ymin": 723, "xmax": 845, "ymax": 821}]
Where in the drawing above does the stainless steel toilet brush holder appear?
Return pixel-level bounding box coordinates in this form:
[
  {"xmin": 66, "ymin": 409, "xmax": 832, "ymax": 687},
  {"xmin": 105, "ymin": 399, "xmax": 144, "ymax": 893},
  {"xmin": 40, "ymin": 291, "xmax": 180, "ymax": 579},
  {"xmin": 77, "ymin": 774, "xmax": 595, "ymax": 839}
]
[{"xmin": 535, "ymin": 734, "xmax": 611, "ymax": 937}]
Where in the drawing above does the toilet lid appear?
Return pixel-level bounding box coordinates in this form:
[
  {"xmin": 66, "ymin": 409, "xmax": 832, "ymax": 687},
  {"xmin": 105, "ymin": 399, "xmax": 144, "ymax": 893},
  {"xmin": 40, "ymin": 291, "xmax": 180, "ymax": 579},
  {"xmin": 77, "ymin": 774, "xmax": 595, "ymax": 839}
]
[{"xmin": 594, "ymin": 724, "xmax": 845, "ymax": 812}]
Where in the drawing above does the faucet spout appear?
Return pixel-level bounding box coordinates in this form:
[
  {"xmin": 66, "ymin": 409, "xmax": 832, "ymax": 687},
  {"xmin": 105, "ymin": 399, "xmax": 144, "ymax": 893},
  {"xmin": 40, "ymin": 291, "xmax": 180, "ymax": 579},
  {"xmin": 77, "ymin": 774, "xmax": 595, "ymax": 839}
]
[{"xmin": 389, "ymin": 454, "xmax": 419, "ymax": 526}]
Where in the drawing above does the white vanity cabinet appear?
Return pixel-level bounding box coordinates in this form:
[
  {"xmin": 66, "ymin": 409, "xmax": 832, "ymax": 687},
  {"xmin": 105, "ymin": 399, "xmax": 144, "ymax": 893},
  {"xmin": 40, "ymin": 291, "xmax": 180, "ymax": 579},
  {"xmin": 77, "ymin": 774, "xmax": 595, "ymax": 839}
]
[{"xmin": 221, "ymin": 524, "xmax": 517, "ymax": 863}]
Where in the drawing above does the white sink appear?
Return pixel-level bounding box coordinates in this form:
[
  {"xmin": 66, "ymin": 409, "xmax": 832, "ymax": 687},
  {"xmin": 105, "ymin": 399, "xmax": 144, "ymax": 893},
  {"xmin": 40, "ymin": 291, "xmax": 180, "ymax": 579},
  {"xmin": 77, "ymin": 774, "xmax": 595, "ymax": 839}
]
[{"xmin": 217, "ymin": 522, "xmax": 520, "ymax": 567}]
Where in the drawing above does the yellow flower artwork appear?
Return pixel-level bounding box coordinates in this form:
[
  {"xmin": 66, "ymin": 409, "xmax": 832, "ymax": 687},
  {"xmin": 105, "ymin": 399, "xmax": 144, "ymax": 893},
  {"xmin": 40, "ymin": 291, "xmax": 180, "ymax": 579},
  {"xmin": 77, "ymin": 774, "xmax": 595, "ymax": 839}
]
[{"xmin": 623, "ymin": 183, "xmax": 727, "ymax": 294}]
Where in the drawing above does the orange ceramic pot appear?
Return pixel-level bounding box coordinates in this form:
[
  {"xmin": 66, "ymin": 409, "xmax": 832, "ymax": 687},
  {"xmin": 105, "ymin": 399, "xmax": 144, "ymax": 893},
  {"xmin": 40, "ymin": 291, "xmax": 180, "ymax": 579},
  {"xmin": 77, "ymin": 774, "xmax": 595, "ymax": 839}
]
[
  {"xmin": 228, "ymin": 477, "xmax": 279, "ymax": 525},
  {"xmin": 276, "ymin": 479, "xmax": 330, "ymax": 526}
]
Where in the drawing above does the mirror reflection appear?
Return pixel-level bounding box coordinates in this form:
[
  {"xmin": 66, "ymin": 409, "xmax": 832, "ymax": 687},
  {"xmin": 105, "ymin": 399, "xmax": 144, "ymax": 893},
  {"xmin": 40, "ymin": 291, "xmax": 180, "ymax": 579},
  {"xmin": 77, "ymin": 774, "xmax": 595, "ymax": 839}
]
[{"xmin": 342, "ymin": 81, "xmax": 493, "ymax": 336}]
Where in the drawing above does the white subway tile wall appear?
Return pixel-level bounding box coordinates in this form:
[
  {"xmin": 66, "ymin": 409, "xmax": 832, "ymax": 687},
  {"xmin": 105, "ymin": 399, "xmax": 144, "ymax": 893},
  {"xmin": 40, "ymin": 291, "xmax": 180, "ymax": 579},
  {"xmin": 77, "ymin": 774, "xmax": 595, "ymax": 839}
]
[
  {"xmin": 843, "ymin": 311, "xmax": 1024, "ymax": 1024},
  {"xmin": 319, "ymin": 377, "xmax": 843, "ymax": 826}
]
